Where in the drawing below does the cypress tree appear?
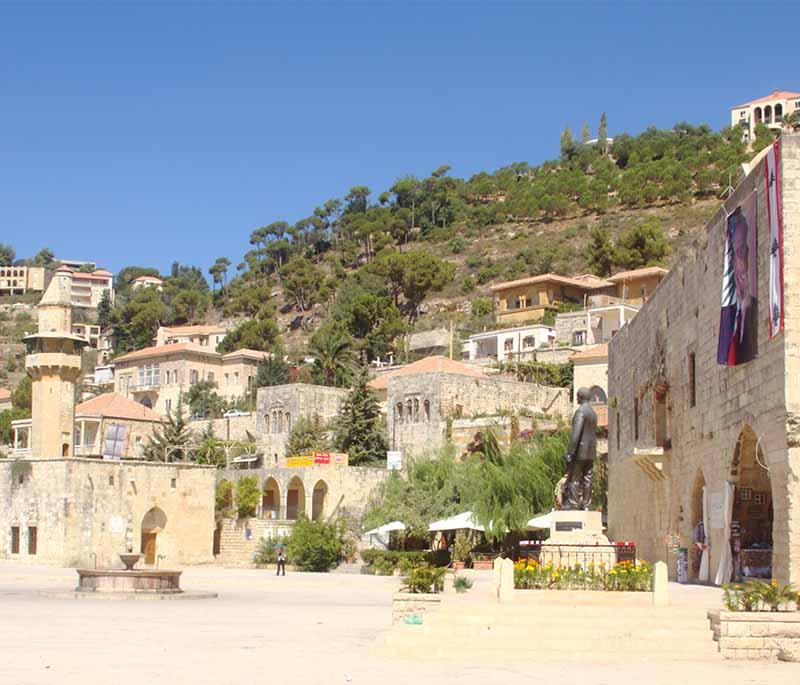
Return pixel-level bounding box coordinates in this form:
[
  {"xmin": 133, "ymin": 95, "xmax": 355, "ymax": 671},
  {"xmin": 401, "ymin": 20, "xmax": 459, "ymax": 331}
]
[{"xmin": 333, "ymin": 367, "xmax": 387, "ymax": 465}]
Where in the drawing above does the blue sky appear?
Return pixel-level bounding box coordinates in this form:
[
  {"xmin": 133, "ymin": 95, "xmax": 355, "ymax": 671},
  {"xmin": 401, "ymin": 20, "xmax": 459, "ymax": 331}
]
[{"xmin": 2, "ymin": 1, "xmax": 798, "ymax": 275}]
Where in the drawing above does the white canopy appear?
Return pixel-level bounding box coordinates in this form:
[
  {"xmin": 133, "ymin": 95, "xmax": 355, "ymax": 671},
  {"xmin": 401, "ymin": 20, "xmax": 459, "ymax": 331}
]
[
  {"xmin": 428, "ymin": 511, "xmax": 485, "ymax": 532},
  {"xmin": 526, "ymin": 511, "xmax": 554, "ymax": 530},
  {"xmin": 364, "ymin": 521, "xmax": 406, "ymax": 536}
]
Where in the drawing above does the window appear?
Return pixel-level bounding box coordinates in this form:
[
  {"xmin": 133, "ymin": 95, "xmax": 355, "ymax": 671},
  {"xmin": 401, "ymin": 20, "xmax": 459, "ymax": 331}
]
[
  {"xmin": 234, "ymin": 372, "xmax": 240, "ymax": 384},
  {"xmin": 28, "ymin": 527, "xmax": 37, "ymax": 555},
  {"xmin": 165, "ymin": 399, "xmax": 172, "ymax": 413},
  {"xmin": 424, "ymin": 400, "xmax": 431, "ymax": 422},
  {"xmin": 573, "ymin": 331, "xmax": 586, "ymax": 346},
  {"xmin": 190, "ymin": 369, "xmax": 199, "ymax": 385},
  {"xmin": 504, "ymin": 339, "xmax": 514, "ymax": 352},
  {"xmin": 11, "ymin": 527, "xmax": 20, "ymax": 554},
  {"xmin": 641, "ymin": 287, "xmax": 647, "ymax": 301},
  {"xmin": 207, "ymin": 372, "xmax": 214, "ymax": 383},
  {"xmin": 170, "ymin": 478, "xmax": 177, "ymax": 490},
  {"xmin": 633, "ymin": 397, "xmax": 639, "ymax": 441},
  {"xmin": 616, "ymin": 412, "xmax": 620, "ymax": 451},
  {"xmin": 224, "ymin": 373, "xmax": 230, "ymax": 384},
  {"xmin": 413, "ymin": 399, "xmax": 420, "ymax": 423},
  {"xmin": 688, "ymin": 352, "xmax": 696, "ymax": 408},
  {"xmin": 395, "ymin": 403, "xmax": 403, "ymax": 423},
  {"xmin": 516, "ymin": 295, "xmax": 527, "ymax": 309},
  {"xmin": 523, "ymin": 336, "xmax": 535, "ymax": 348},
  {"xmin": 138, "ymin": 364, "xmax": 160, "ymax": 387},
  {"xmin": 109, "ymin": 475, "xmax": 114, "ymax": 486}
]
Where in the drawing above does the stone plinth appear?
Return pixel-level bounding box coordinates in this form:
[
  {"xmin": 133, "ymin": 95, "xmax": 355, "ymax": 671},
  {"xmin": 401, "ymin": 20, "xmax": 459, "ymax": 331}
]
[
  {"xmin": 540, "ymin": 510, "xmax": 615, "ymax": 569},
  {"xmin": 77, "ymin": 569, "xmax": 183, "ymax": 594},
  {"xmin": 708, "ymin": 609, "xmax": 800, "ymax": 660}
]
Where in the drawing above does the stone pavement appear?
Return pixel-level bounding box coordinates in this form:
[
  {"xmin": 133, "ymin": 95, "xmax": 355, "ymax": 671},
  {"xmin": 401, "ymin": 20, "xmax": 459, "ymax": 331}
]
[{"xmin": 0, "ymin": 562, "xmax": 798, "ymax": 685}]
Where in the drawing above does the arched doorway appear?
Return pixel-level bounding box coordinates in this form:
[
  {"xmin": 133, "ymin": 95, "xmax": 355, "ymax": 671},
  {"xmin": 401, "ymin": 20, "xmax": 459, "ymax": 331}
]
[
  {"xmin": 262, "ymin": 477, "xmax": 281, "ymax": 520},
  {"xmin": 311, "ymin": 480, "xmax": 328, "ymax": 521},
  {"xmin": 588, "ymin": 385, "xmax": 607, "ymax": 404},
  {"xmin": 730, "ymin": 426, "xmax": 772, "ymax": 581},
  {"xmin": 286, "ymin": 476, "xmax": 305, "ymax": 520},
  {"xmin": 688, "ymin": 469, "xmax": 707, "ymax": 581},
  {"xmin": 141, "ymin": 507, "xmax": 167, "ymax": 565}
]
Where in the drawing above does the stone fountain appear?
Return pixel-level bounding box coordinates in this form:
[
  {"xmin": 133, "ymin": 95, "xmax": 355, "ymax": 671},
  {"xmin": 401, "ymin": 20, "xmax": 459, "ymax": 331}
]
[{"xmin": 74, "ymin": 552, "xmax": 184, "ymax": 596}]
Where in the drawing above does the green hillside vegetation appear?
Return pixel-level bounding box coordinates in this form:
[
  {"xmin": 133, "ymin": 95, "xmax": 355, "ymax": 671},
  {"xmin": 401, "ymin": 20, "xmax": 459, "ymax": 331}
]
[{"xmin": 3, "ymin": 118, "xmax": 777, "ymax": 371}]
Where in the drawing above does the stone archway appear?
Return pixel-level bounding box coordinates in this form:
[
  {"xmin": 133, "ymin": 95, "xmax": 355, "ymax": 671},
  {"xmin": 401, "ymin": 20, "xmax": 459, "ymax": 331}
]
[
  {"xmin": 729, "ymin": 426, "xmax": 773, "ymax": 581},
  {"xmin": 141, "ymin": 506, "xmax": 167, "ymax": 565},
  {"xmin": 311, "ymin": 480, "xmax": 328, "ymax": 521},
  {"xmin": 262, "ymin": 477, "xmax": 281, "ymax": 520},
  {"xmin": 286, "ymin": 476, "xmax": 305, "ymax": 520},
  {"xmin": 688, "ymin": 468, "xmax": 706, "ymax": 581}
]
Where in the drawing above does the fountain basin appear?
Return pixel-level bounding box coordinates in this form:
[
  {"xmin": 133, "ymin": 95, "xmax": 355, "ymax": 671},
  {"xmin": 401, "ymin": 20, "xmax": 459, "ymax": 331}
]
[{"xmin": 76, "ymin": 569, "xmax": 183, "ymax": 594}]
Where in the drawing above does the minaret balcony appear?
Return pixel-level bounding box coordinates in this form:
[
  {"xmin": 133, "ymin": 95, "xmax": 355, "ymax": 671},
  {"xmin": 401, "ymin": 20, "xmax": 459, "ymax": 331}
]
[{"xmin": 26, "ymin": 353, "xmax": 82, "ymax": 372}]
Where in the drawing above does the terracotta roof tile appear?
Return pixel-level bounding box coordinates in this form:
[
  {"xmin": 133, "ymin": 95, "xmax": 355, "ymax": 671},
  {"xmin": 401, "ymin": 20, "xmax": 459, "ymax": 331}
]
[
  {"xmin": 608, "ymin": 266, "xmax": 668, "ymax": 282},
  {"xmin": 732, "ymin": 90, "xmax": 800, "ymax": 108},
  {"xmin": 369, "ymin": 355, "xmax": 486, "ymax": 391},
  {"xmin": 489, "ymin": 272, "xmax": 613, "ymax": 292},
  {"xmin": 114, "ymin": 342, "xmax": 216, "ymax": 363},
  {"xmin": 161, "ymin": 324, "xmax": 228, "ymax": 336},
  {"xmin": 76, "ymin": 393, "xmax": 165, "ymax": 422},
  {"xmin": 570, "ymin": 343, "xmax": 609, "ymax": 361}
]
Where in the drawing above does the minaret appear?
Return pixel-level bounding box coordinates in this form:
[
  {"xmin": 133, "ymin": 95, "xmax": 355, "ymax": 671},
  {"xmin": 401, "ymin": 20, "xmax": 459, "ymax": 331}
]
[{"xmin": 24, "ymin": 266, "xmax": 86, "ymax": 458}]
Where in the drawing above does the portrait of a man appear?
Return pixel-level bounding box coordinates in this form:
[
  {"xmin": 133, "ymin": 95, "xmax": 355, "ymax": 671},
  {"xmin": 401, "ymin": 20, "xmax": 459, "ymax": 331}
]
[{"xmin": 717, "ymin": 194, "xmax": 758, "ymax": 366}]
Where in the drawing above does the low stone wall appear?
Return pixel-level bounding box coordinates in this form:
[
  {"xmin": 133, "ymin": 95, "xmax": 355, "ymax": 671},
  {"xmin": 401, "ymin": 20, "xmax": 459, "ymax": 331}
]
[
  {"xmin": 217, "ymin": 518, "xmax": 294, "ymax": 567},
  {"xmin": 708, "ymin": 609, "xmax": 800, "ymax": 661},
  {"xmin": 391, "ymin": 592, "xmax": 443, "ymax": 625}
]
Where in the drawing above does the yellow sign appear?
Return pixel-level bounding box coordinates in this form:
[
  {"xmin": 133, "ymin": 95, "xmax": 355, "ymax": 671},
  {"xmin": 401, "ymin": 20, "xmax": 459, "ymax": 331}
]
[{"xmin": 285, "ymin": 456, "xmax": 314, "ymax": 468}]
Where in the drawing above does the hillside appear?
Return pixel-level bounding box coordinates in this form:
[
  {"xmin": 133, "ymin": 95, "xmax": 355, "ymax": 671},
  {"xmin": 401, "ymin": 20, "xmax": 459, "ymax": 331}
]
[{"xmin": 2, "ymin": 118, "xmax": 780, "ymax": 374}]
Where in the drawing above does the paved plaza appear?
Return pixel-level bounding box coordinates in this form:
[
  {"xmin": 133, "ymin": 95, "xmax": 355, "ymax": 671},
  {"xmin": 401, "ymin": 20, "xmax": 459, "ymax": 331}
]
[{"xmin": 0, "ymin": 562, "xmax": 798, "ymax": 685}]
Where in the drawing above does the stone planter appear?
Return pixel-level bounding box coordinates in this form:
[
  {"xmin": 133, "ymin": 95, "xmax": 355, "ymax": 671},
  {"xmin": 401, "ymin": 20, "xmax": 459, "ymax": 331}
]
[
  {"xmin": 708, "ymin": 609, "xmax": 800, "ymax": 660},
  {"xmin": 391, "ymin": 591, "xmax": 443, "ymax": 625},
  {"xmin": 472, "ymin": 556, "xmax": 494, "ymax": 571},
  {"xmin": 452, "ymin": 560, "xmax": 467, "ymax": 571}
]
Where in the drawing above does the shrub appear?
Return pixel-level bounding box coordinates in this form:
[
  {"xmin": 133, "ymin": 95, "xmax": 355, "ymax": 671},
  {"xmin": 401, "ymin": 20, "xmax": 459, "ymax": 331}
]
[
  {"xmin": 360, "ymin": 549, "xmax": 448, "ymax": 573},
  {"xmin": 453, "ymin": 575, "xmax": 474, "ymax": 593},
  {"xmin": 514, "ymin": 559, "xmax": 654, "ymax": 592},
  {"xmin": 722, "ymin": 581, "xmax": 798, "ymax": 612},
  {"xmin": 253, "ymin": 536, "xmax": 290, "ymax": 565},
  {"xmin": 286, "ymin": 516, "xmax": 344, "ymax": 572},
  {"xmin": 448, "ymin": 236, "xmax": 467, "ymax": 254},
  {"xmin": 402, "ymin": 564, "xmax": 446, "ymax": 594},
  {"xmin": 235, "ymin": 476, "xmax": 260, "ymax": 519},
  {"xmin": 453, "ymin": 531, "xmax": 472, "ymax": 563}
]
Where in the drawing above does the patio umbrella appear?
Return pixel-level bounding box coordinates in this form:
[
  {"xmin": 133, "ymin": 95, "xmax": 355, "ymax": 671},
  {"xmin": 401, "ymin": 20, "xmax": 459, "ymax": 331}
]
[
  {"xmin": 427, "ymin": 511, "xmax": 485, "ymax": 532},
  {"xmin": 526, "ymin": 511, "xmax": 554, "ymax": 530}
]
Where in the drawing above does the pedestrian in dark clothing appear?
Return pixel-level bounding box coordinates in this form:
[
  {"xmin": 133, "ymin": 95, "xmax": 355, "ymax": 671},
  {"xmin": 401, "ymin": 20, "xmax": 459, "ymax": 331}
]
[{"xmin": 277, "ymin": 548, "xmax": 286, "ymax": 576}]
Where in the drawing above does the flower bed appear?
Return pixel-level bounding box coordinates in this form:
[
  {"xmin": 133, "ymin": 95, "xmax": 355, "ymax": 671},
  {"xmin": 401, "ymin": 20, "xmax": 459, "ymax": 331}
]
[{"xmin": 514, "ymin": 559, "xmax": 653, "ymax": 591}]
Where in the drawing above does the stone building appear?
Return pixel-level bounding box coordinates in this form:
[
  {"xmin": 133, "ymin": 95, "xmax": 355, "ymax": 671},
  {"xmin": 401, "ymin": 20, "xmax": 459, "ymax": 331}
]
[
  {"xmin": 254, "ymin": 383, "xmax": 348, "ymax": 465},
  {"xmin": 113, "ymin": 343, "xmax": 266, "ymax": 414},
  {"xmin": 215, "ymin": 465, "xmax": 388, "ymax": 566},
  {"xmin": 377, "ymin": 356, "xmax": 571, "ymax": 455},
  {"xmin": 608, "ymin": 136, "xmax": 800, "ymax": 585},
  {"xmin": 0, "ymin": 458, "xmax": 215, "ymax": 567},
  {"xmin": 2, "ymin": 270, "xmax": 216, "ymax": 568}
]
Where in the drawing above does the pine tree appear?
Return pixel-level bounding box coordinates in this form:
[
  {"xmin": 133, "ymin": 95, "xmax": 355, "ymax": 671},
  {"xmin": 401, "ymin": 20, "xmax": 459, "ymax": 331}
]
[
  {"xmin": 598, "ymin": 112, "xmax": 608, "ymax": 154},
  {"xmin": 581, "ymin": 122, "xmax": 590, "ymax": 143},
  {"xmin": 144, "ymin": 398, "xmax": 194, "ymax": 462},
  {"xmin": 560, "ymin": 126, "xmax": 574, "ymax": 159},
  {"xmin": 587, "ymin": 226, "xmax": 615, "ymax": 277},
  {"xmin": 333, "ymin": 367, "xmax": 387, "ymax": 465}
]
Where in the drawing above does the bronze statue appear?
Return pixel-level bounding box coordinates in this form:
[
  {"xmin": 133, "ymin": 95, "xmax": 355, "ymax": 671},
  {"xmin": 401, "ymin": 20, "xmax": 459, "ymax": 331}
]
[{"xmin": 562, "ymin": 387, "xmax": 597, "ymax": 510}]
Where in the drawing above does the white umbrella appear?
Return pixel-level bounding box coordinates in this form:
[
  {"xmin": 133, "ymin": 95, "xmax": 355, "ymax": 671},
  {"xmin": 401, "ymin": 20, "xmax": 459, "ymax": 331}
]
[
  {"xmin": 364, "ymin": 521, "xmax": 406, "ymax": 536},
  {"xmin": 526, "ymin": 511, "xmax": 554, "ymax": 530},
  {"xmin": 428, "ymin": 511, "xmax": 485, "ymax": 532}
]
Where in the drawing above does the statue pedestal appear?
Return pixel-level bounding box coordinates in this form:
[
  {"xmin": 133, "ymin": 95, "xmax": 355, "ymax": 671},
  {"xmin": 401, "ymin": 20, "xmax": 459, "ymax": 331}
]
[{"xmin": 540, "ymin": 510, "xmax": 615, "ymax": 570}]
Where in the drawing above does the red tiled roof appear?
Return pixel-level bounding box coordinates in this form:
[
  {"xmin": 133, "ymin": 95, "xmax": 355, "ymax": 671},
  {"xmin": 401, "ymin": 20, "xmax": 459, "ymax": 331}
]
[
  {"xmin": 162, "ymin": 324, "xmax": 228, "ymax": 336},
  {"xmin": 369, "ymin": 356, "xmax": 487, "ymax": 391},
  {"xmin": 732, "ymin": 90, "xmax": 800, "ymax": 108},
  {"xmin": 489, "ymin": 273, "xmax": 613, "ymax": 292},
  {"xmin": 570, "ymin": 343, "xmax": 609, "ymax": 361},
  {"xmin": 608, "ymin": 266, "xmax": 668, "ymax": 282},
  {"xmin": 76, "ymin": 393, "xmax": 165, "ymax": 422},
  {"xmin": 114, "ymin": 342, "xmax": 216, "ymax": 363}
]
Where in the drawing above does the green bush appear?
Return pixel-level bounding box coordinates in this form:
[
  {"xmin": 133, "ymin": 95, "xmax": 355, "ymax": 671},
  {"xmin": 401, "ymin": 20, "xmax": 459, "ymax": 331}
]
[
  {"xmin": 454, "ymin": 575, "xmax": 474, "ymax": 593},
  {"xmin": 722, "ymin": 581, "xmax": 798, "ymax": 612},
  {"xmin": 215, "ymin": 480, "xmax": 233, "ymax": 518},
  {"xmin": 235, "ymin": 476, "xmax": 260, "ymax": 519},
  {"xmin": 253, "ymin": 536, "xmax": 290, "ymax": 565},
  {"xmin": 286, "ymin": 516, "xmax": 344, "ymax": 572},
  {"xmin": 402, "ymin": 564, "xmax": 446, "ymax": 594},
  {"xmin": 360, "ymin": 549, "xmax": 451, "ymax": 573}
]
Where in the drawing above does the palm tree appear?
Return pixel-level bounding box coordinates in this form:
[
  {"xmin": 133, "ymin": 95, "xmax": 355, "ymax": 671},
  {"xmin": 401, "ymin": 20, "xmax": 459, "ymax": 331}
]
[{"xmin": 309, "ymin": 331, "xmax": 358, "ymax": 387}]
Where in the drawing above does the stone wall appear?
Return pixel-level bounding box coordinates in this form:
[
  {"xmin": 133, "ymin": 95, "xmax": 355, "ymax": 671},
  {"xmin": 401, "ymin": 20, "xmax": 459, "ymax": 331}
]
[
  {"xmin": 217, "ymin": 517, "xmax": 294, "ymax": 567},
  {"xmin": 607, "ymin": 135, "xmax": 800, "ymax": 584},
  {"xmin": 709, "ymin": 610, "xmax": 800, "ymax": 660},
  {"xmin": 189, "ymin": 415, "xmax": 257, "ymax": 443},
  {"xmin": 255, "ymin": 384, "xmax": 348, "ymax": 465},
  {"xmin": 387, "ymin": 371, "xmax": 571, "ymax": 456},
  {"xmin": 0, "ymin": 458, "xmax": 216, "ymax": 568}
]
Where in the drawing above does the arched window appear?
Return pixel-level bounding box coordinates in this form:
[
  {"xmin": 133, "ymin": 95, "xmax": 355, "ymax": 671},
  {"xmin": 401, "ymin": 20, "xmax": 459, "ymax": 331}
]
[
  {"xmin": 271, "ymin": 411, "xmax": 278, "ymax": 434},
  {"xmin": 764, "ymin": 105, "xmax": 772, "ymax": 124},
  {"xmin": 423, "ymin": 399, "xmax": 431, "ymax": 422},
  {"xmin": 312, "ymin": 480, "xmax": 328, "ymax": 521},
  {"xmin": 286, "ymin": 476, "xmax": 306, "ymax": 520},
  {"xmin": 754, "ymin": 107, "xmax": 762, "ymax": 125},
  {"xmin": 588, "ymin": 386, "xmax": 607, "ymax": 404},
  {"xmin": 776, "ymin": 103, "xmax": 783, "ymax": 121},
  {"xmin": 396, "ymin": 403, "xmax": 404, "ymax": 423},
  {"xmin": 413, "ymin": 399, "xmax": 420, "ymax": 423},
  {"xmin": 264, "ymin": 414, "xmax": 270, "ymax": 434},
  {"xmin": 285, "ymin": 413, "xmax": 291, "ymax": 432},
  {"xmin": 406, "ymin": 399, "xmax": 413, "ymax": 421},
  {"xmin": 262, "ymin": 477, "xmax": 281, "ymax": 520}
]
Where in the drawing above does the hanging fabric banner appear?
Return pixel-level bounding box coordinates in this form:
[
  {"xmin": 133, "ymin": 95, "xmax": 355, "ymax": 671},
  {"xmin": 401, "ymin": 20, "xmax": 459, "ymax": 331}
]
[{"xmin": 765, "ymin": 141, "xmax": 784, "ymax": 338}]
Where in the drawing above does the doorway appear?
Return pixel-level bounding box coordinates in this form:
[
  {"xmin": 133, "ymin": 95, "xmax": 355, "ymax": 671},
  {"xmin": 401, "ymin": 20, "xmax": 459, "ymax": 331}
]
[{"xmin": 141, "ymin": 532, "xmax": 157, "ymax": 565}]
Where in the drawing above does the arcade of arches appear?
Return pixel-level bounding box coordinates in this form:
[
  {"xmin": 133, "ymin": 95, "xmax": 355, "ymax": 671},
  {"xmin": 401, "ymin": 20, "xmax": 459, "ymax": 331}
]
[{"xmin": 221, "ymin": 474, "xmax": 333, "ymax": 522}]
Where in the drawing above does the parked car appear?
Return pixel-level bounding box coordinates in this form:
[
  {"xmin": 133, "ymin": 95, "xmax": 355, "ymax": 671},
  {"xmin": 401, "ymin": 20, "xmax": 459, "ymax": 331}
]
[{"xmin": 223, "ymin": 409, "xmax": 250, "ymax": 418}]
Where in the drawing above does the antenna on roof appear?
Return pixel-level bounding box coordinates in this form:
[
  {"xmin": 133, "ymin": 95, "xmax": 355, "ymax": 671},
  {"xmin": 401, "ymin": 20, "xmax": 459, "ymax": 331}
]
[{"xmin": 720, "ymin": 172, "xmax": 735, "ymax": 199}]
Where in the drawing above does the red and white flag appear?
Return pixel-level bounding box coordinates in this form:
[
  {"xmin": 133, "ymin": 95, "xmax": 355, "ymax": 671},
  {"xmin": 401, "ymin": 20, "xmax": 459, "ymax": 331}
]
[{"xmin": 765, "ymin": 141, "xmax": 784, "ymax": 338}]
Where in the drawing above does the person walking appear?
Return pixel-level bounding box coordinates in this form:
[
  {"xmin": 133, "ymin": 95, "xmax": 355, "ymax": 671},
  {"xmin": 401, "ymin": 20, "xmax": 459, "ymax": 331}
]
[{"xmin": 276, "ymin": 547, "xmax": 286, "ymax": 576}]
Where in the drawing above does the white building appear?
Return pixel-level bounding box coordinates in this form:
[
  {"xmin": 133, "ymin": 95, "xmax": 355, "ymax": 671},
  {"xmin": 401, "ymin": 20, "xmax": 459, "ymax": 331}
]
[
  {"xmin": 131, "ymin": 275, "xmax": 164, "ymax": 292},
  {"xmin": 555, "ymin": 303, "xmax": 639, "ymax": 347},
  {"xmin": 462, "ymin": 324, "xmax": 555, "ymax": 363},
  {"xmin": 731, "ymin": 89, "xmax": 800, "ymax": 141},
  {"xmin": 155, "ymin": 324, "xmax": 230, "ymax": 351}
]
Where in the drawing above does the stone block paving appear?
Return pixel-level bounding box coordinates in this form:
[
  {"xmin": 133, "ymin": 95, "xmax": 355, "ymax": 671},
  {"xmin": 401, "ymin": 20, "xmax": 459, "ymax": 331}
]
[{"xmin": 0, "ymin": 562, "xmax": 799, "ymax": 684}]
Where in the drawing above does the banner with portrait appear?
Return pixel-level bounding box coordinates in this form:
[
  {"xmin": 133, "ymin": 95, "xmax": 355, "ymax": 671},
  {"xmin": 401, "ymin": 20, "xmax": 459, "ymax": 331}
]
[
  {"xmin": 717, "ymin": 192, "xmax": 758, "ymax": 366},
  {"xmin": 765, "ymin": 141, "xmax": 784, "ymax": 338}
]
